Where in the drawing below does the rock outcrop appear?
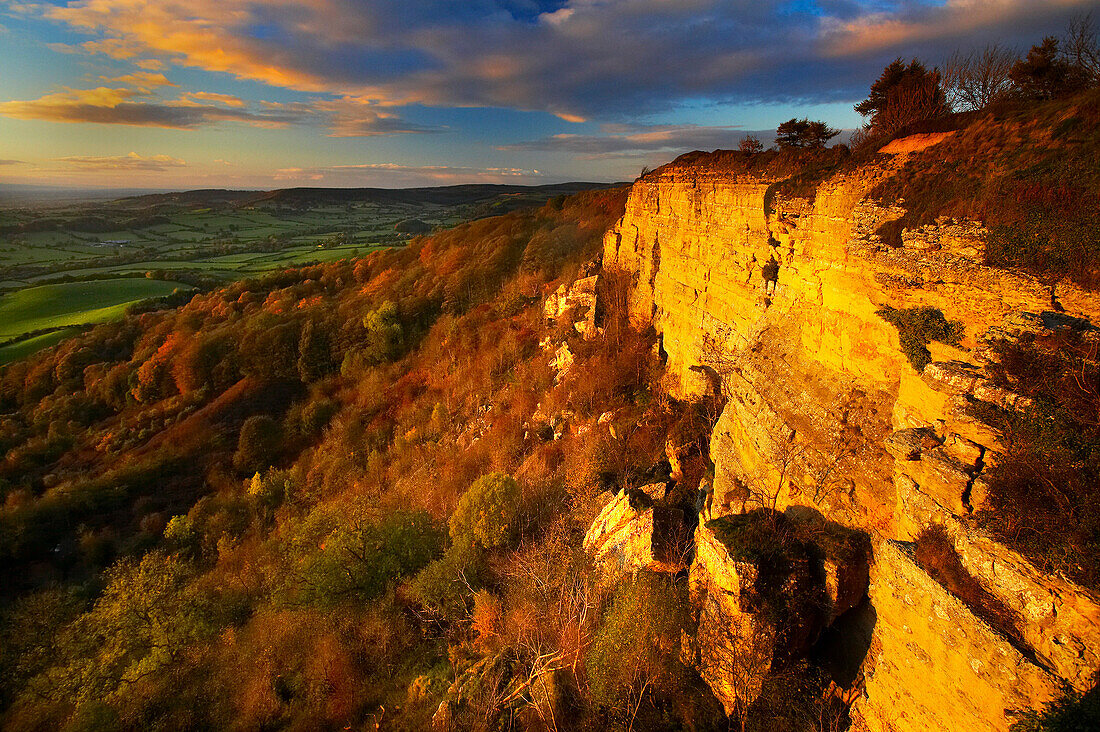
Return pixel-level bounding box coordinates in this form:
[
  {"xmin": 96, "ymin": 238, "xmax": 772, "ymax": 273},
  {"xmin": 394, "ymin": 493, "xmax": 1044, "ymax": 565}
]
[
  {"xmin": 583, "ymin": 483, "xmax": 690, "ymax": 577},
  {"xmin": 685, "ymin": 510, "xmax": 869, "ymax": 715},
  {"xmin": 853, "ymin": 541, "xmax": 1059, "ymax": 732},
  {"xmin": 595, "ymin": 142, "xmax": 1100, "ymax": 729}
]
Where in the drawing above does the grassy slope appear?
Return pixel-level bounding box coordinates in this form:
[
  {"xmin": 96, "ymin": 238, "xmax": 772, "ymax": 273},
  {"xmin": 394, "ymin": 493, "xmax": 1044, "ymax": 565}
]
[
  {"xmin": 0, "ymin": 279, "xmax": 180, "ymax": 339},
  {"xmin": 0, "ymin": 327, "xmax": 83, "ymax": 365}
]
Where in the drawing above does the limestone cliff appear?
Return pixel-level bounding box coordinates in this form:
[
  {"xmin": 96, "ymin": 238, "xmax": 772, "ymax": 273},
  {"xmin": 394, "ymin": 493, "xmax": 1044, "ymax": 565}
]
[{"xmin": 598, "ymin": 141, "xmax": 1100, "ymax": 730}]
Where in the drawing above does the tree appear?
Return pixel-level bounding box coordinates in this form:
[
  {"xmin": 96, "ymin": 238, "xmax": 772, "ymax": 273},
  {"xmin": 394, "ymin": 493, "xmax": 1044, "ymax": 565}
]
[
  {"xmin": 774, "ymin": 118, "xmax": 839, "ymax": 149},
  {"xmin": 855, "ymin": 58, "xmax": 948, "ymax": 135},
  {"xmin": 234, "ymin": 415, "xmax": 281, "ymax": 474},
  {"xmin": 942, "ymin": 44, "xmax": 1018, "ymax": 110},
  {"xmin": 1010, "ymin": 37, "xmax": 1090, "ymax": 100},
  {"xmin": 25, "ymin": 553, "xmax": 214, "ymax": 706},
  {"xmin": 296, "ymin": 318, "xmax": 334, "ymax": 383},
  {"xmin": 738, "ymin": 135, "xmax": 764, "ymax": 154},
  {"xmin": 1063, "ymin": 12, "xmax": 1100, "ymax": 87},
  {"xmin": 586, "ymin": 573, "xmax": 694, "ymax": 727}
]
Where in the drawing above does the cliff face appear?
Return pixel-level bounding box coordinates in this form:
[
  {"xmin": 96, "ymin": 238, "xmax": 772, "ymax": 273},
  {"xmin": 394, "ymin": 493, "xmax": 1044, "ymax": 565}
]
[{"xmin": 600, "ymin": 142, "xmax": 1100, "ymax": 730}]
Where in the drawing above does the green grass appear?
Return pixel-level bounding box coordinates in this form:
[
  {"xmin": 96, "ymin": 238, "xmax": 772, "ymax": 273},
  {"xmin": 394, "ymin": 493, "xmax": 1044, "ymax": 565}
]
[
  {"xmin": 0, "ymin": 327, "xmax": 84, "ymax": 365},
  {"xmin": 0, "ymin": 279, "xmax": 181, "ymax": 339}
]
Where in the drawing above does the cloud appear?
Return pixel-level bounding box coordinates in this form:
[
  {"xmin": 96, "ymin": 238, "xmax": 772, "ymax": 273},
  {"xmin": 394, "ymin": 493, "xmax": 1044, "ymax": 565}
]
[
  {"xmin": 179, "ymin": 91, "xmax": 247, "ymax": 108},
  {"xmin": 53, "ymin": 152, "xmax": 187, "ymax": 171},
  {"xmin": 314, "ymin": 97, "xmax": 443, "ymax": 137},
  {"xmin": 100, "ymin": 72, "xmax": 175, "ymax": 91},
  {"xmin": 0, "ymin": 87, "xmax": 308, "ymax": 128},
  {"xmin": 0, "ymin": 71, "xmax": 435, "ymax": 135},
  {"xmin": 499, "ymin": 123, "xmax": 772, "ymax": 159},
  {"xmin": 35, "ymin": 0, "xmax": 1098, "ymax": 119},
  {"xmin": 0, "ymin": 159, "xmax": 24, "ymax": 165},
  {"xmin": 819, "ymin": 0, "xmax": 1088, "ymax": 58},
  {"xmin": 273, "ymin": 162, "xmax": 543, "ymax": 186}
]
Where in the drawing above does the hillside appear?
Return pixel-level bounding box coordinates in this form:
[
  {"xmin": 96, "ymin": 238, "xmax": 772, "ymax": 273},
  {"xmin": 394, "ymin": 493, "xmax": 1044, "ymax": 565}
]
[
  {"xmin": 1, "ymin": 92, "xmax": 1099, "ymax": 732},
  {"xmin": 0, "ymin": 182, "xmax": 618, "ymax": 366}
]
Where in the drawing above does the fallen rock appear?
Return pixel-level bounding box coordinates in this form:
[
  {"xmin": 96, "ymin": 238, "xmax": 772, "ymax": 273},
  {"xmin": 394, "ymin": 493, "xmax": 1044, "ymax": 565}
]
[
  {"xmin": 884, "ymin": 427, "xmax": 940, "ymax": 461},
  {"xmin": 545, "ymin": 275, "xmax": 598, "ymax": 339}
]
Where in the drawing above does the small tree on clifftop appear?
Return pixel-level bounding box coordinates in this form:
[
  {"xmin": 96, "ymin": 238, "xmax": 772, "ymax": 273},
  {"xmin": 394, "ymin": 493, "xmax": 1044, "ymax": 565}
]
[
  {"xmin": 774, "ymin": 118, "xmax": 839, "ymax": 149},
  {"xmin": 739, "ymin": 135, "xmax": 764, "ymax": 153},
  {"xmin": 855, "ymin": 58, "xmax": 948, "ymax": 135}
]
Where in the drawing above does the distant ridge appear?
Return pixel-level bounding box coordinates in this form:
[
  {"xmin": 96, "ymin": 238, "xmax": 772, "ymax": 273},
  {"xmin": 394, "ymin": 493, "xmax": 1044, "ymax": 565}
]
[{"xmin": 118, "ymin": 182, "xmax": 622, "ymax": 209}]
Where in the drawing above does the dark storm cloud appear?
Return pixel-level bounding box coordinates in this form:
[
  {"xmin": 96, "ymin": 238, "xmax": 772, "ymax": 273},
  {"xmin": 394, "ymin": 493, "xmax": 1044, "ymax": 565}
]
[{"xmin": 35, "ymin": 0, "xmax": 1100, "ymax": 121}]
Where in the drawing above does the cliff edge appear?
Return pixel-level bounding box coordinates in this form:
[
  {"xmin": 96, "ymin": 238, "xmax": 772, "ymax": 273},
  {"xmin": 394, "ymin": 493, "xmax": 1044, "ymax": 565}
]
[{"xmin": 597, "ymin": 121, "xmax": 1100, "ymax": 730}]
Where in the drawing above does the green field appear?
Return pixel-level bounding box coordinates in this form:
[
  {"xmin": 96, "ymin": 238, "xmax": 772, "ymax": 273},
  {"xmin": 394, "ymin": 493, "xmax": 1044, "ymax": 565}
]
[
  {"xmin": 0, "ymin": 327, "xmax": 84, "ymax": 365},
  {"xmin": 0, "ymin": 279, "xmax": 182, "ymax": 339}
]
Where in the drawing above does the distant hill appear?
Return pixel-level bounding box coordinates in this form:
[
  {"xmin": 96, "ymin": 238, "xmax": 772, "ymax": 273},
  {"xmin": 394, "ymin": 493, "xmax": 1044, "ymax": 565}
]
[{"xmin": 116, "ymin": 182, "xmax": 621, "ymax": 210}]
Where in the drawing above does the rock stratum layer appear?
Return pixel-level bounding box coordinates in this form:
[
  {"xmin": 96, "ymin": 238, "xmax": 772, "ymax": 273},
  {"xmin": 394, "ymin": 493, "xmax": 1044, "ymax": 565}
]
[{"xmin": 599, "ymin": 144, "xmax": 1100, "ymax": 731}]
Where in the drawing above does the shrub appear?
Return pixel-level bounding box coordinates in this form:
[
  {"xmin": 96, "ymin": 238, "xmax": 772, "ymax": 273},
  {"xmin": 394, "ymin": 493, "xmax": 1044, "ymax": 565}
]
[
  {"xmin": 978, "ymin": 329, "xmax": 1100, "ymax": 588},
  {"xmin": 876, "ymin": 305, "xmax": 964, "ymax": 371},
  {"xmin": 585, "ymin": 573, "xmax": 693, "ymax": 717},
  {"xmin": 280, "ymin": 508, "xmax": 444, "ymax": 607},
  {"xmin": 1011, "ymin": 679, "xmax": 1100, "ymax": 731},
  {"xmin": 449, "ymin": 473, "xmax": 522, "ymax": 552},
  {"xmin": 739, "ymin": 135, "xmax": 764, "ymax": 154},
  {"xmin": 407, "ymin": 541, "xmax": 487, "ymax": 617}
]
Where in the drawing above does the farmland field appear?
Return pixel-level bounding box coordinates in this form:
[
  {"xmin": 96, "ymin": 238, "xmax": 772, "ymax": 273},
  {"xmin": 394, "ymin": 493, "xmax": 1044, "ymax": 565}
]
[
  {"xmin": 0, "ymin": 182, "xmax": 615, "ymax": 362},
  {"xmin": 0, "ymin": 327, "xmax": 83, "ymax": 365},
  {"xmin": 0, "ymin": 279, "xmax": 182, "ymax": 339}
]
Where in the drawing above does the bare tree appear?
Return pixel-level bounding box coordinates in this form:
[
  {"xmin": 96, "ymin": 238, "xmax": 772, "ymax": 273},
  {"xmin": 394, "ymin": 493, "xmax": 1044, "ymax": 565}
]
[
  {"xmin": 692, "ymin": 582, "xmax": 777, "ymax": 732},
  {"xmin": 1064, "ymin": 12, "xmax": 1100, "ymax": 85},
  {"xmin": 942, "ymin": 44, "xmax": 1018, "ymax": 111}
]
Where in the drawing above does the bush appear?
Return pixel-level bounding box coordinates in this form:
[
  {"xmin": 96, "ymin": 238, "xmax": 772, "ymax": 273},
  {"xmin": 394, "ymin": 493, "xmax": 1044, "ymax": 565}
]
[
  {"xmin": 914, "ymin": 525, "xmax": 1022, "ymax": 645},
  {"xmin": 1012, "ymin": 679, "xmax": 1100, "ymax": 731},
  {"xmin": 449, "ymin": 473, "xmax": 522, "ymax": 552},
  {"xmin": 585, "ymin": 573, "xmax": 695, "ymax": 722},
  {"xmin": 876, "ymin": 305, "xmax": 964, "ymax": 371},
  {"xmin": 978, "ymin": 329, "xmax": 1100, "ymax": 588},
  {"xmin": 280, "ymin": 508, "xmax": 444, "ymax": 607},
  {"xmin": 407, "ymin": 541, "xmax": 487, "ymax": 617}
]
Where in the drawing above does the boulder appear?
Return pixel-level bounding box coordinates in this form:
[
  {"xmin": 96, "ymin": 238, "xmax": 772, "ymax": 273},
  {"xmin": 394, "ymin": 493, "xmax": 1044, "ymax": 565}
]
[
  {"xmin": 583, "ymin": 483, "xmax": 690, "ymax": 576},
  {"xmin": 544, "ymin": 275, "xmax": 598, "ymax": 339}
]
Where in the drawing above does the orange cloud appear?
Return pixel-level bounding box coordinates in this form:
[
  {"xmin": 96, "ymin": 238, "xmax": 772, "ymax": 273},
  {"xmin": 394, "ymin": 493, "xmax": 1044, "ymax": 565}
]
[
  {"xmin": 820, "ymin": 0, "xmax": 1089, "ymax": 57},
  {"xmin": 81, "ymin": 37, "xmax": 146, "ymax": 59},
  {"xmin": 180, "ymin": 91, "xmax": 247, "ymax": 108},
  {"xmin": 100, "ymin": 71, "xmax": 175, "ymax": 90},
  {"xmin": 53, "ymin": 152, "xmax": 187, "ymax": 171},
  {"xmin": 273, "ymin": 162, "xmax": 541, "ymax": 185},
  {"xmin": 47, "ymin": 0, "xmax": 335, "ymax": 93},
  {"xmin": 0, "ymin": 87, "xmax": 145, "ymax": 120},
  {"xmin": 0, "ymin": 86, "xmax": 304, "ymax": 128}
]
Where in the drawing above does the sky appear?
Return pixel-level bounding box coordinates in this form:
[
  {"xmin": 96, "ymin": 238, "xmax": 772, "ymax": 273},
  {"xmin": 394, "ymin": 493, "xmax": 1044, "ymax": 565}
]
[{"xmin": 0, "ymin": 0, "xmax": 1094, "ymax": 190}]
